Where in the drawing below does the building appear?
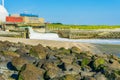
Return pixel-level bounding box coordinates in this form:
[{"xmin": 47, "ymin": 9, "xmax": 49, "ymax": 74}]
[
  {"xmin": 6, "ymin": 16, "xmax": 23, "ymax": 23},
  {"xmin": 0, "ymin": 0, "xmax": 8, "ymax": 28},
  {"xmin": 8, "ymin": 13, "xmax": 44, "ymax": 24}
]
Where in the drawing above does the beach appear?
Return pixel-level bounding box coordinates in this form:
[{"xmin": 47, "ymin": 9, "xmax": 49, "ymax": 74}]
[{"xmin": 0, "ymin": 37, "xmax": 120, "ymax": 56}]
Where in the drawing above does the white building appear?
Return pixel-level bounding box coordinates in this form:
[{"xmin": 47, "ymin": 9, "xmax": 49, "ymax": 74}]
[{"xmin": 0, "ymin": 0, "xmax": 8, "ymax": 23}]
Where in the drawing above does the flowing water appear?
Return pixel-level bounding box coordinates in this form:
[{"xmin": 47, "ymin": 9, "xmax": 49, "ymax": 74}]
[
  {"xmin": 28, "ymin": 27, "xmax": 120, "ymax": 57},
  {"xmin": 29, "ymin": 27, "xmax": 120, "ymax": 45}
]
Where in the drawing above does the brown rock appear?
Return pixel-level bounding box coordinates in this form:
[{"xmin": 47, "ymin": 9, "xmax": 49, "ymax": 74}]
[
  {"xmin": 64, "ymin": 75, "xmax": 76, "ymax": 80},
  {"xmin": 61, "ymin": 55, "xmax": 74, "ymax": 64},
  {"xmin": 12, "ymin": 57, "xmax": 28, "ymax": 70},
  {"xmin": 0, "ymin": 75, "xmax": 5, "ymax": 80},
  {"xmin": 30, "ymin": 44, "xmax": 47, "ymax": 59},
  {"xmin": 3, "ymin": 51, "xmax": 20, "ymax": 58},
  {"xmin": 18, "ymin": 64, "xmax": 45, "ymax": 80},
  {"xmin": 108, "ymin": 60, "xmax": 120, "ymax": 70},
  {"xmin": 71, "ymin": 46, "xmax": 81, "ymax": 54}
]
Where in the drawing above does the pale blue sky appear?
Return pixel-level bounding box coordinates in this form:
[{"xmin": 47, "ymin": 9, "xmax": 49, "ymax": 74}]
[{"xmin": 1, "ymin": 0, "xmax": 120, "ymax": 25}]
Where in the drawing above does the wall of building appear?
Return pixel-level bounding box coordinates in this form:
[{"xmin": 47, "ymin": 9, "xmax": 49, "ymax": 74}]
[
  {"xmin": 6, "ymin": 16, "xmax": 23, "ymax": 23},
  {"xmin": 39, "ymin": 18, "xmax": 44, "ymax": 23},
  {"xmin": 23, "ymin": 17, "xmax": 40, "ymax": 23}
]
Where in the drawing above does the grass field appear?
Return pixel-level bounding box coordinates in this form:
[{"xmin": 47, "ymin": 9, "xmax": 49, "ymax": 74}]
[{"xmin": 47, "ymin": 24, "xmax": 120, "ymax": 30}]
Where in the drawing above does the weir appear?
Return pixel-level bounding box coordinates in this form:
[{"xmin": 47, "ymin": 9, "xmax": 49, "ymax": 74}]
[{"xmin": 28, "ymin": 27, "xmax": 120, "ymax": 45}]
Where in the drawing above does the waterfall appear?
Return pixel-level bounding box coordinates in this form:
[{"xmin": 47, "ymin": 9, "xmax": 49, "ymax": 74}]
[
  {"xmin": 29, "ymin": 27, "xmax": 60, "ymax": 40},
  {"xmin": 28, "ymin": 27, "xmax": 120, "ymax": 45}
]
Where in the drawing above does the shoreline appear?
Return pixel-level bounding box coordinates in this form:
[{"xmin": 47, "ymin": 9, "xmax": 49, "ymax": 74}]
[
  {"xmin": 0, "ymin": 37, "xmax": 101, "ymax": 54},
  {"xmin": 0, "ymin": 37, "xmax": 120, "ymax": 80},
  {"xmin": 0, "ymin": 37, "xmax": 120, "ymax": 55}
]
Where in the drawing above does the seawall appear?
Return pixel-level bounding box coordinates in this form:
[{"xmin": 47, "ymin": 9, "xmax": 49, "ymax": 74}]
[{"xmin": 58, "ymin": 29, "xmax": 120, "ymax": 39}]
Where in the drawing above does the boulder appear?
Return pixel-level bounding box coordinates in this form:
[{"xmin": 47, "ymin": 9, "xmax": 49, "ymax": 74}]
[
  {"xmin": 83, "ymin": 77, "xmax": 96, "ymax": 80},
  {"xmin": 64, "ymin": 75, "xmax": 76, "ymax": 80},
  {"xmin": 15, "ymin": 48, "xmax": 29, "ymax": 55},
  {"xmin": 64, "ymin": 63, "xmax": 81, "ymax": 75},
  {"xmin": 18, "ymin": 64, "xmax": 45, "ymax": 80},
  {"xmin": 12, "ymin": 57, "xmax": 28, "ymax": 70},
  {"xmin": 45, "ymin": 68, "xmax": 63, "ymax": 79},
  {"xmin": 60, "ymin": 55, "xmax": 75, "ymax": 64},
  {"xmin": 29, "ymin": 44, "xmax": 47, "ymax": 59},
  {"xmin": 94, "ymin": 72, "xmax": 107, "ymax": 80},
  {"xmin": 43, "ymin": 62, "xmax": 56, "ymax": 70},
  {"xmin": 107, "ymin": 60, "xmax": 120, "ymax": 70},
  {"xmin": 58, "ymin": 47, "xmax": 71, "ymax": 54},
  {"xmin": 3, "ymin": 51, "xmax": 20, "ymax": 58},
  {"xmin": 0, "ymin": 75, "xmax": 5, "ymax": 80},
  {"xmin": 93, "ymin": 58, "xmax": 105, "ymax": 70},
  {"xmin": 71, "ymin": 46, "xmax": 81, "ymax": 54},
  {"xmin": 81, "ymin": 71, "xmax": 95, "ymax": 78},
  {"xmin": 81, "ymin": 58, "xmax": 90, "ymax": 67},
  {"xmin": 43, "ymin": 62, "xmax": 63, "ymax": 79}
]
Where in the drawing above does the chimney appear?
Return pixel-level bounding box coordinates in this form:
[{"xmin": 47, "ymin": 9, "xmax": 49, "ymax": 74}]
[{"xmin": 2, "ymin": 0, "xmax": 4, "ymax": 7}]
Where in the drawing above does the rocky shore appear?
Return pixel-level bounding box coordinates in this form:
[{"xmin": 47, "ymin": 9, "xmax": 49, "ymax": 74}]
[{"xmin": 0, "ymin": 41, "xmax": 120, "ymax": 80}]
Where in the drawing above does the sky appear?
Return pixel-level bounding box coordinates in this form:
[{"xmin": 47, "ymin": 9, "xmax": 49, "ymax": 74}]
[{"xmin": 1, "ymin": 0, "xmax": 120, "ymax": 25}]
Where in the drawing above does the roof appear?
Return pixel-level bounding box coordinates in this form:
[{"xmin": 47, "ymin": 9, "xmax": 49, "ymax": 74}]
[{"xmin": 20, "ymin": 13, "xmax": 38, "ymax": 17}]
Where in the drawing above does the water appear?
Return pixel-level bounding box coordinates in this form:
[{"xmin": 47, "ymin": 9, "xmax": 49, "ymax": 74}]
[{"xmin": 29, "ymin": 27, "xmax": 120, "ymax": 45}]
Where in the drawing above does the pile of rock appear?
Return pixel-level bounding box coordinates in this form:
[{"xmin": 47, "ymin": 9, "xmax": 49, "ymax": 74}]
[{"xmin": 0, "ymin": 41, "xmax": 120, "ymax": 80}]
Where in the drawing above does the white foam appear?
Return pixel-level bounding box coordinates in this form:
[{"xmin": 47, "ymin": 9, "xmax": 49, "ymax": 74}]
[{"xmin": 29, "ymin": 27, "xmax": 120, "ymax": 44}]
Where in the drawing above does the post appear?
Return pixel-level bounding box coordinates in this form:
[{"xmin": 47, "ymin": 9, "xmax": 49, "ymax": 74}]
[{"xmin": 2, "ymin": 0, "xmax": 4, "ymax": 7}]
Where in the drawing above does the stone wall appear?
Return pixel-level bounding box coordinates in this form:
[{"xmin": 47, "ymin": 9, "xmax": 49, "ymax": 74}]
[
  {"xmin": 0, "ymin": 28, "xmax": 29, "ymax": 38},
  {"xmin": 58, "ymin": 30, "xmax": 120, "ymax": 39}
]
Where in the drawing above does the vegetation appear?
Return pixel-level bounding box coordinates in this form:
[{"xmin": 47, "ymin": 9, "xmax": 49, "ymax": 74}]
[{"xmin": 47, "ymin": 24, "xmax": 120, "ymax": 30}]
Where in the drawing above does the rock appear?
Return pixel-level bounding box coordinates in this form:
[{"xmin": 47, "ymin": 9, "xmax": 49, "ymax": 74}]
[
  {"xmin": 46, "ymin": 68, "xmax": 63, "ymax": 79},
  {"xmin": 109, "ymin": 59, "xmax": 114, "ymax": 64},
  {"xmin": 81, "ymin": 58, "xmax": 90, "ymax": 67},
  {"xmin": 8, "ymin": 46, "xmax": 18, "ymax": 52},
  {"xmin": 115, "ymin": 74, "xmax": 120, "ymax": 80},
  {"xmin": 93, "ymin": 58, "xmax": 105, "ymax": 70},
  {"xmin": 29, "ymin": 44, "xmax": 47, "ymax": 59},
  {"xmin": 75, "ymin": 74, "xmax": 82, "ymax": 80},
  {"xmin": 15, "ymin": 48, "xmax": 29, "ymax": 55},
  {"xmin": 0, "ymin": 41, "xmax": 120, "ymax": 80},
  {"xmin": 81, "ymin": 71, "xmax": 95, "ymax": 77},
  {"xmin": 81, "ymin": 66, "xmax": 92, "ymax": 72},
  {"xmin": 43, "ymin": 62, "xmax": 56, "ymax": 70},
  {"xmin": 64, "ymin": 74, "xmax": 76, "ymax": 80},
  {"xmin": 43, "ymin": 62, "xmax": 63, "ymax": 79},
  {"xmin": 0, "ymin": 75, "xmax": 5, "ymax": 80},
  {"xmin": 76, "ymin": 52, "xmax": 91, "ymax": 60},
  {"xmin": 18, "ymin": 64, "xmax": 45, "ymax": 80},
  {"xmin": 111, "ymin": 54, "xmax": 119, "ymax": 61},
  {"xmin": 3, "ymin": 51, "xmax": 20, "ymax": 58},
  {"xmin": 58, "ymin": 47, "xmax": 71, "ymax": 54},
  {"xmin": 64, "ymin": 63, "xmax": 81, "ymax": 75},
  {"xmin": 12, "ymin": 57, "xmax": 28, "ymax": 70},
  {"xmin": 71, "ymin": 46, "xmax": 81, "ymax": 54},
  {"xmin": 60, "ymin": 55, "xmax": 74, "ymax": 64},
  {"xmin": 83, "ymin": 76, "xmax": 96, "ymax": 80},
  {"xmin": 0, "ymin": 61, "xmax": 16, "ymax": 80},
  {"xmin": 94, "ymin": 72, "xmax": 107, "ymax": 80},
  {"xmin": 107, "ymin": 60, "xmax": 120, "ymax": 70}
]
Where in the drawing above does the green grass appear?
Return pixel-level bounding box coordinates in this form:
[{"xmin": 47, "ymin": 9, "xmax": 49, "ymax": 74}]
[{"xmin": 47, "ymin": 24, "xmax": 120, "ymax": 30}]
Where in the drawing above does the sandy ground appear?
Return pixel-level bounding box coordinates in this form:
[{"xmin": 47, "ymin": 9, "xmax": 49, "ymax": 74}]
[
  {"xmin": 1, "ymin": 37, "xmax": 120, "ymax": 56},
  {"xmin": 0, "ymin": 37, "xmax": 101, "ymax": 54}
]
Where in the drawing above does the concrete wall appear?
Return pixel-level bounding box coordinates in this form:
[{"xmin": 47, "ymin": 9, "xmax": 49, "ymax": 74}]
[
  {"xmin": 23, "ymin": 17, "xmax": 41, "ymax": 24},
  {"xmin": 39, "ymin": 18, "xmax": 44, "ymax": 23},
  {"xmin": 58, "ymin": 30, "xmax": 120, "ymax": 39}
]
